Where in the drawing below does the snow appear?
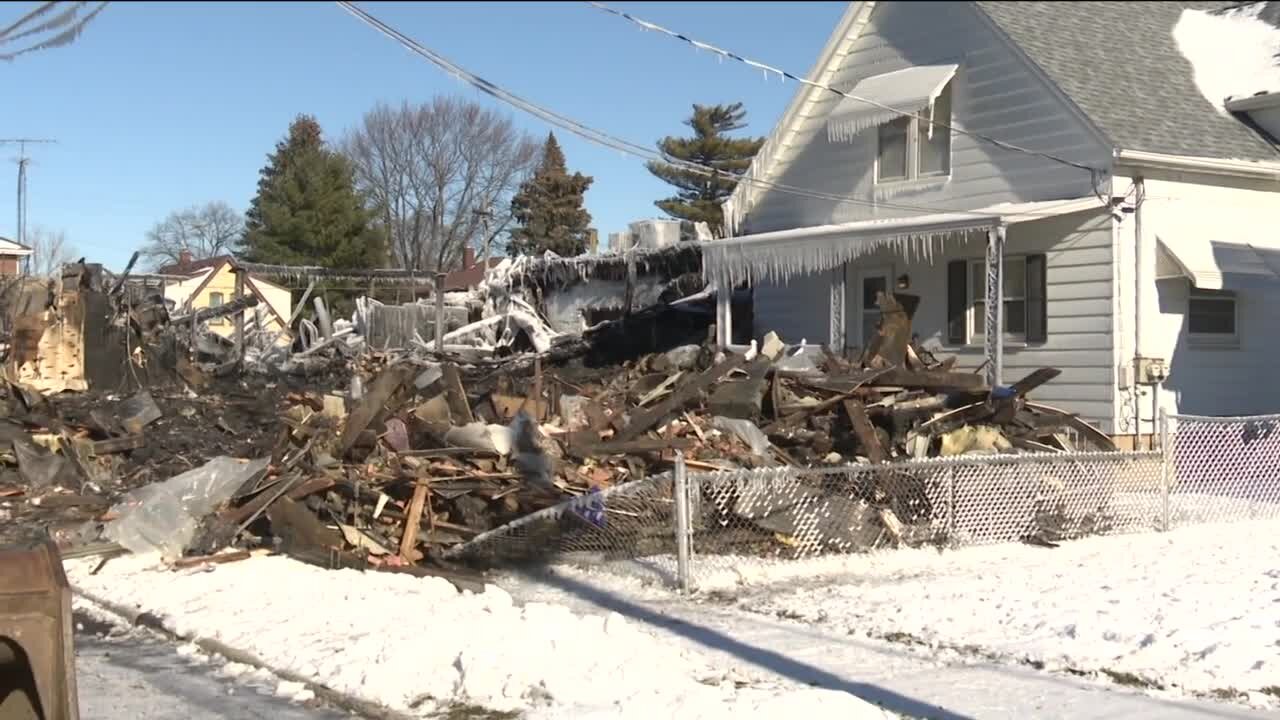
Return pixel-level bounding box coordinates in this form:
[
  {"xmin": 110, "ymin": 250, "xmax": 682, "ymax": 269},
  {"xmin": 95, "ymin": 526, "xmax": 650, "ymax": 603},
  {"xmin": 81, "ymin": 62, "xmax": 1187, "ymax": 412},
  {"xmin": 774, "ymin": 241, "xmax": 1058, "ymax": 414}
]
[
  {"xmin": 1174, "ymin": 5, "xmax": 1280, "ymax": 114},
  {"xmin": 65, "ymin": 553, "xmax": 893, "ymax": 720},
  {"xmin": 73, "ymin": 600, "xmax": 349, "ymax": 719},
  {"xmin": 520, "ymin": 521, "xmax": 1280, "ymax": 711}
]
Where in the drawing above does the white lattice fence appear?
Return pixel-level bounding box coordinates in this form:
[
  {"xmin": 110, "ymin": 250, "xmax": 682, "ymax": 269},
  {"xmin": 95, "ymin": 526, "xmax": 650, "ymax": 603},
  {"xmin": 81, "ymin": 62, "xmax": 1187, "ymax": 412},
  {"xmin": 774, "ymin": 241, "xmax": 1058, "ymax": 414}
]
[
  {"xmin": 680, "ymin": 451, "xmax": 1165, "ymax": 587},
  {"xmin": 1163, "ymin": 412, "xmax": 1280, "ymax": 525},
  {"xmin": 441, "ymin": 413, "xmax": 1280, "ymax": 592}
]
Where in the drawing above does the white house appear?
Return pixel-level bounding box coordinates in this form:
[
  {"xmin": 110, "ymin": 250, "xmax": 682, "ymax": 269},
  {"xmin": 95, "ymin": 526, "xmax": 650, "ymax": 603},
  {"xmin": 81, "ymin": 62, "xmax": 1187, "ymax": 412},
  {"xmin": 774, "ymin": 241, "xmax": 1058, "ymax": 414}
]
[{"xmin": 712, "ymin": 1, "xmax": 1280, "ymax": 446}]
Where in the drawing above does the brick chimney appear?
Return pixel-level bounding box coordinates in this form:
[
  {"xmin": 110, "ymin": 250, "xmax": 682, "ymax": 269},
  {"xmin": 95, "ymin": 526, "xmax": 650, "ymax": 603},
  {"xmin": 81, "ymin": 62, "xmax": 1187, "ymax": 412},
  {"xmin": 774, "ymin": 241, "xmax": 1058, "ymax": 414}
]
[
  {"xmin": 462, "ymin": 246, "xmax": 475, "ymax": 270},
  {"xmin": 178, "ymin": 249, "xmax": 193, "ymax": 268}
]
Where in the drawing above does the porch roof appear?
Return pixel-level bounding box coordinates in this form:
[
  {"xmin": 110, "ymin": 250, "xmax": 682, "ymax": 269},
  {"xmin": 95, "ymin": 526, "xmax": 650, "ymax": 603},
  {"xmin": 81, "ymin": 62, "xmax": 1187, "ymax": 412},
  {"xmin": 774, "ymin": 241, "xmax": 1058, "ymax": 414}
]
[{"xmin": 703, "ymin": 197, "xmax": 1101, "ymax": 286}]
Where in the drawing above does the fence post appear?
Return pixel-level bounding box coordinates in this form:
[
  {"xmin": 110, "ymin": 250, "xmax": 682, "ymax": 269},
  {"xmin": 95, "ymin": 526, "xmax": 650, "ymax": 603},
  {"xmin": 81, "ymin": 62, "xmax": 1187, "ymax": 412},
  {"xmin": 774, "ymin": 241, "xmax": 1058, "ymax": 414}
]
[
  {"xmin": 673, "ymin": 451, "xmax": 692, "ymax": 594},
  {"xmin": 1159, "ymin": 409, "xmax": 1171, "ymax": 532},
  {"xmin": 946, "ymin": 466, "xmax": 957, "ymax": 546}
]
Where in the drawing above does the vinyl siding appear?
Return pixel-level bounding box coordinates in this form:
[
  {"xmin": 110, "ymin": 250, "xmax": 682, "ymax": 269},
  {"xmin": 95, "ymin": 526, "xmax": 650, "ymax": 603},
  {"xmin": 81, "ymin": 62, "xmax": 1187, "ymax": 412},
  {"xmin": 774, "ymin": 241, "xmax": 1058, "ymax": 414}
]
[
  {"xmin": 741, "ymin": 0, "xmax": 1111, "ymax": 233},
  {"xmin": 1115, "ymin": 174, "xmax": 1280, "ymax": 429}
]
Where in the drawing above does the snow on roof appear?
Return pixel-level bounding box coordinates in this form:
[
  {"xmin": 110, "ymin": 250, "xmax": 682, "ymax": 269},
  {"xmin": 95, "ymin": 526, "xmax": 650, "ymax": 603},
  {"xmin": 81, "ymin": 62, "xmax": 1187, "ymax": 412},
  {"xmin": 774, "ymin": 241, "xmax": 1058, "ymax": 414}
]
[{"xmin": 1173, "ymin": 3, "xmax": 1280, "ymax": 116}]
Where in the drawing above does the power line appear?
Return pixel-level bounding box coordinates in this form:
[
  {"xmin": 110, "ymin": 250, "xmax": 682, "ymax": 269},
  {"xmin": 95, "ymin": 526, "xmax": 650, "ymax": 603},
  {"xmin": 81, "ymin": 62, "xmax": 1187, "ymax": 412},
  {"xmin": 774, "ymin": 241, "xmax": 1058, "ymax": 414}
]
[
  {"xmin": 0, "ymin": 1, "xmax": 61, "ymax": 40},
  {"xmin": 335, "ymin": 2, "xmax": 1109, "ymax": 228},
  {"xmin": 0, "ymin": 1, "xmax": 109, "ymax": 62},
  {"xmin": 585, "ymin": 2, "xmax": 1103, "ymax": 175}
]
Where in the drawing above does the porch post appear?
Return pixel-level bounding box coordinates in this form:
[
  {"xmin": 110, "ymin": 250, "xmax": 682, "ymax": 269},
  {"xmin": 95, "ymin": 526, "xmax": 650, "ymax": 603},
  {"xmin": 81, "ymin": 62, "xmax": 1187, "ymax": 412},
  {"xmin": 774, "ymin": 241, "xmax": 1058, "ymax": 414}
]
[
  {"xmin": 829, "ymin": 263, "xmax": 847, "ymax": 354},
  {"xmin": 715, "ymin": 279, "xmax": 733, "ymax": 350},
  {"xmin": 984, "ymin": 225, "xmax": 1006, "ymax": 387}
]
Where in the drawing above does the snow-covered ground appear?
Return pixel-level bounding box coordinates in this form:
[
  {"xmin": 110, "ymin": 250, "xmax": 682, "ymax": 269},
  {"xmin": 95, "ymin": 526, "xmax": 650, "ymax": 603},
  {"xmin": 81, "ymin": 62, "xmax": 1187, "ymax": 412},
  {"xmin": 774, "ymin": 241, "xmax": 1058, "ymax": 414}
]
[
  {"xmin": 507, "ymin": 520, "xmax": 1280, "ymax": 714},
  {"xmin": 66, "ymin": 554, "xmax": 892, "ymax": 720},
  {"xmin": 720, "ymin": 521, "xmax": 1280, "ymax": 705},
  {"xmin": 73, "ymin": 610, "xmax": 347, "ymax": 719},
  {"xmin": 64, "ymin": 521, "xmax": 1279, "ymax": 719}
]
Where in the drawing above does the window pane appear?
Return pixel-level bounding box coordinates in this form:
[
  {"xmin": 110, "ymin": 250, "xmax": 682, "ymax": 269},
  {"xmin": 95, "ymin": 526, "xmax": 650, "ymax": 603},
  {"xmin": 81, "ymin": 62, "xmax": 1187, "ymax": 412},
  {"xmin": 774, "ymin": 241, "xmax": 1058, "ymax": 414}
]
[
  {"xmin": 918, "ymin": 83, "xmax": 952, "ymax": 177},
  {"xmin": 972, "ymin": 300, "xmax": 986, "ymax": 337},
  {"xmin": 862, "ymin": 276, "xmax": 887, "ymax": 308},
  {"xmin": 1005, "ymin": 300, "xmax": 1026, "ymax": 334},
  {"xmin": 877, "ymin": 117, "xmax": 909, "ymax": 181},
  {"xmin": 1189, "ymin": 296, "xmax": 1235, "ymax": 335},
  {"xmin": 970, "ymin": 262, "xmax": 985, "ymax": 302},
  {"xmin": 1004, "ymin": 258, "xmax": 1026, "ymax": 298},
  {"xmin": 209, "ymin": 292, "xmax": 224, "ymax": 307}
]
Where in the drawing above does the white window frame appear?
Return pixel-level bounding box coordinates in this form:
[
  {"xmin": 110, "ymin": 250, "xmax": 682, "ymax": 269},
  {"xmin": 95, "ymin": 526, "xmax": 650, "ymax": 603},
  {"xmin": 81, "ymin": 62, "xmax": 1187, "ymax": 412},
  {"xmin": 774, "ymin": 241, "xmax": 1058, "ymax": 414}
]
[
  {"xmin": 208, "ymin": 292, "xmax": 227, "ymax": 326},
  {"xmin": 967, "ymin": 256, "xmax": 1030, "ymax": 345},
  {"xmin": 1187, "ymin": 287, "xmax": 1239, "ymax": 347},
  {"xmin": 875, "ymin": 81, "xmax": 953, "ymax": 185}
]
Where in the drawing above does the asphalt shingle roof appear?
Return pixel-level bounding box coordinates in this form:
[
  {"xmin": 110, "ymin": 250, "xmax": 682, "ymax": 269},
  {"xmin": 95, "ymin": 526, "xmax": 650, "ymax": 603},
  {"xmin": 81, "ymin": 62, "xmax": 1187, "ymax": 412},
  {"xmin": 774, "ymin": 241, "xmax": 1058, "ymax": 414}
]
[{"xmin": 976, "ymin": 1, "xmax": 1280, "ymax": 161}]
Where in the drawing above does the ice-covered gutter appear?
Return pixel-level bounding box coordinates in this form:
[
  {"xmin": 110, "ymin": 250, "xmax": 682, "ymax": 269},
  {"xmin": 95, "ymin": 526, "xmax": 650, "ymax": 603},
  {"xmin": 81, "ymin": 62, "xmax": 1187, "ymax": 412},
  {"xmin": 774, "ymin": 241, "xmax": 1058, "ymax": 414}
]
[
  {"xmin": 702, "ymin": 197, "xmax": 1102, "ymax": 286},
  {"xmin": 703, "ymin": 213, "xmax": 996, "ymax": 286},
  {"xmin": 1173, "ymin": 4, "xmax": 1280, "ymax": 116}
]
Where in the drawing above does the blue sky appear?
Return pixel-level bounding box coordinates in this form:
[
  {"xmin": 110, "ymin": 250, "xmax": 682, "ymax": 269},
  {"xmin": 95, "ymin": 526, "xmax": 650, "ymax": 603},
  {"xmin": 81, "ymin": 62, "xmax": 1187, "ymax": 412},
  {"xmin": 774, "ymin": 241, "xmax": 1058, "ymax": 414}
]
[{"xmin": 3, "ymin": 1, "xmax": 846, "ymax": 271}]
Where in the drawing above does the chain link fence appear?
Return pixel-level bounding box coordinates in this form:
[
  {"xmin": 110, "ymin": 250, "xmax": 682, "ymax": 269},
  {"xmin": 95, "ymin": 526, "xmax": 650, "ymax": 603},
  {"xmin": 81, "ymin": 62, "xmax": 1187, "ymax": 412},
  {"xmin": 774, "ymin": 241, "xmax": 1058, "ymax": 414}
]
[
  {"xmin": 445, "ymin": 412, "xmax": 1280, "ymax": 591},
  {"xmin": 1164, "ymin": 411, "xmax": 1280, "ymax": 526}
]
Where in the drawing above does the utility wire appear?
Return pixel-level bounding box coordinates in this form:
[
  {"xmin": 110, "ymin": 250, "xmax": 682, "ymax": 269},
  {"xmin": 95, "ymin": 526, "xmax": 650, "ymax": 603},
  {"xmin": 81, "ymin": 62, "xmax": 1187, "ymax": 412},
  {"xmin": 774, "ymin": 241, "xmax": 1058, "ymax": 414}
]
[
  {"xmin": 336, "ymin": 1, "xmax": 1108, "ymax": 224},
  {"xmin": 586, "ymin": 2, "xmax": 1103, "ymax": 175},
  {"xmin": 0, "ymin": 1, "xmax": 61, "ymax": 40}
]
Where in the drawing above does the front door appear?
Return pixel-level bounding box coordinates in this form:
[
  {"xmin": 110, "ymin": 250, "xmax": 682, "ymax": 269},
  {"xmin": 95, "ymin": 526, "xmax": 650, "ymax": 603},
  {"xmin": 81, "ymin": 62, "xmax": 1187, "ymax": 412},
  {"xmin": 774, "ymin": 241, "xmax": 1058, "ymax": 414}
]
[{"xmin": 856, "ymin": 267, "xmax": 891, "ymax": 349}]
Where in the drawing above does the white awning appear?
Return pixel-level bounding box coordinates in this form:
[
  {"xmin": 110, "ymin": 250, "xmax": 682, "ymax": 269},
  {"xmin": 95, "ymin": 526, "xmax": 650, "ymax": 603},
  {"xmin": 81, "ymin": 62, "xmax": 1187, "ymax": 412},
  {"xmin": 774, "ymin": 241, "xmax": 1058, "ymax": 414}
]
[
  {"xmin": 1156, "ymin": 236, "xmax": 1280, "ymax": 289},
  {"xmin": 827, "ymin": 64, "xmax": 958, "ymax": 143},
  {"xmin": 704, "ymin": 197, "xmax": 1100, "ymax": 286}
]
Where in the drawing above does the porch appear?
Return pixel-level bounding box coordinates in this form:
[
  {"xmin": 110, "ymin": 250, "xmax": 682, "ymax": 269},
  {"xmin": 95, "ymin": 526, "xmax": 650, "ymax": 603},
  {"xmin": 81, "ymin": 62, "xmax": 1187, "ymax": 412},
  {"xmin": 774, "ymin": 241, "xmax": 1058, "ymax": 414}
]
[{"xmin": 706, "ymin": 197, "xmax": 1116, "ymax": 430}]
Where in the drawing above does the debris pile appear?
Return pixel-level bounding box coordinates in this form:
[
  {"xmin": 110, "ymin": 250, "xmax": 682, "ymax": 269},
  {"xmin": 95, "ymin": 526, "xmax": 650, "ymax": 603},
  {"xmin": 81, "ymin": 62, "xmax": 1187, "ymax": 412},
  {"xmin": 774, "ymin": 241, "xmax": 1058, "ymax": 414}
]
[{"xmin": 0, "ymin": 259, "xmax": 1118, "ymax": 580}]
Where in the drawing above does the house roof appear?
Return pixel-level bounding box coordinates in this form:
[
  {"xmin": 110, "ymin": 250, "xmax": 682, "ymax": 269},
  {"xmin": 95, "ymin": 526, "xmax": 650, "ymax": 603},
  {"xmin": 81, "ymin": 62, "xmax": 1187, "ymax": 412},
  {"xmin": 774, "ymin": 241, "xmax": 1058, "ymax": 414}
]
[
  {"xmin": 0, "ymin": 236, "xmax": 33, "ymax": 256},
  {"xmin": 976, "ymin": 1, "xmax": 1280, "ymax": 163},
  {"xmin": 155, "ymin": 254, "xmax": 231, "ymax": 276}
]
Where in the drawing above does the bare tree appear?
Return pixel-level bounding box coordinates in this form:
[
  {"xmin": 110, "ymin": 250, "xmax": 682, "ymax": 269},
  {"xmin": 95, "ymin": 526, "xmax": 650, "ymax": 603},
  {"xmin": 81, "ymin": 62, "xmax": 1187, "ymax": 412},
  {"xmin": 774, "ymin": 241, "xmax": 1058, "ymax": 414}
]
[
  {"xmin": 24, "ymin": 226, "xmax": 77, "ymax": 277},
  {"xmin": 140, "ymin": 201, "xmax": 244, "ymax": 269},
  {"xmin": 343, "ymin": 97, "xmax": 540, "ymax": 273}
]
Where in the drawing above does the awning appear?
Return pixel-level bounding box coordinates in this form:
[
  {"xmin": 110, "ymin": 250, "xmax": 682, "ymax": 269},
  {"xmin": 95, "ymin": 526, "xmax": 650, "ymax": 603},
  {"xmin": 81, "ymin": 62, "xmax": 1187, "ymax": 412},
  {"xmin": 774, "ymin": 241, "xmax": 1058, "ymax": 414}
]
[
  {"xmin": 827, "ymin": 64, "xmax": 958, "ymax": 143},
  {"xmin": 1156, "ymin": 236, "xmax": 1280, "ymax": 289},
  {"xmin": 704, "ymin": 197, "xmax": 1100, "ymax": 286}
]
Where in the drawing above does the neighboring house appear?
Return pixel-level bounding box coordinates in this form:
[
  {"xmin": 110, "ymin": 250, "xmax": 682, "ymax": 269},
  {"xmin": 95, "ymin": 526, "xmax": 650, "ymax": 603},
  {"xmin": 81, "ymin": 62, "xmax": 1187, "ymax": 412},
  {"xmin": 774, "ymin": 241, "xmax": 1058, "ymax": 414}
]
[
  {"xmin": 0, "ymin": 237, "xmax": 33, "ymax": 275},
  {"xmin": 157, "ymin": 252, "xmax": 292, "ymax": 343},
  {"xmin": 712, "ymin": 1, "xmax": 1280, "ymax": 444}
]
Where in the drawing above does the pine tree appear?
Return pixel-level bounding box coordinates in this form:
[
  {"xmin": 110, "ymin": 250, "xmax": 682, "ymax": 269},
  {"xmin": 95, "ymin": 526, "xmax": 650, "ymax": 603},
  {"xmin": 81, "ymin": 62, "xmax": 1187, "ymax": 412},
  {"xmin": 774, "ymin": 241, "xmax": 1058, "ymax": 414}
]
[
  {"xmin": 508, "ymin": 133, "xmax": 594, "ymax": 257},
  {"xmin": 646, "ymin": 103, "xmax": 765, "ymax": 237},
  {"xmin": 240, "ymin": 114, "xmax": 386, "ymax": 268}
]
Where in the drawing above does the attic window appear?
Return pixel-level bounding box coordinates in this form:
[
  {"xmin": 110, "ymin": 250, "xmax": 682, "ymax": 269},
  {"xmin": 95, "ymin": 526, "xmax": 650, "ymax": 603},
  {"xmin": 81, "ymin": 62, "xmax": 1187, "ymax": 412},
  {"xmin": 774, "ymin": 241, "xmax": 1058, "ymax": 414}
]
[{"xmin": 876, "ymin": 81, "xmax": 953, "ymax": 183}]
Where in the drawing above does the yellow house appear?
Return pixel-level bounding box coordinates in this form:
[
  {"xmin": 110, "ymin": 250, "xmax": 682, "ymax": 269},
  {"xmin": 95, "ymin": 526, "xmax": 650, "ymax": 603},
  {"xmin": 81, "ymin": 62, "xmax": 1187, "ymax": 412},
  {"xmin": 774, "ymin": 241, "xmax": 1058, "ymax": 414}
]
[{"xmin": 159, "ymin": 255, "xmax": 292, "ymax": 344}]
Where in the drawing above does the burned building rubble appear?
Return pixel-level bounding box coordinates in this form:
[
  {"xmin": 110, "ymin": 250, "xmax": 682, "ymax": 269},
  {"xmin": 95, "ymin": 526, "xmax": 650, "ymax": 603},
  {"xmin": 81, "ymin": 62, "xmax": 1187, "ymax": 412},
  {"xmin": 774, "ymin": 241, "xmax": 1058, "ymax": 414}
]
[{"xmin": 0, "ymin": 250, "xmax": 1116, "ymax": 587}]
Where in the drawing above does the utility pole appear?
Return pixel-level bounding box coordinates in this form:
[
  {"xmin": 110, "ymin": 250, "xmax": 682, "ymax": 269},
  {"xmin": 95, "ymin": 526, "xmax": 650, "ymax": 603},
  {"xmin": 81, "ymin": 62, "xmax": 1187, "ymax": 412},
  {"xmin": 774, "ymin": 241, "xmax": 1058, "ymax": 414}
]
[
  {"xmin": 473, "ymin": 206, "xmax": 495, "ymax": 264},
  {"xmin": 1, "ymin": 138, "xmax": 56, "ymax": 274}
]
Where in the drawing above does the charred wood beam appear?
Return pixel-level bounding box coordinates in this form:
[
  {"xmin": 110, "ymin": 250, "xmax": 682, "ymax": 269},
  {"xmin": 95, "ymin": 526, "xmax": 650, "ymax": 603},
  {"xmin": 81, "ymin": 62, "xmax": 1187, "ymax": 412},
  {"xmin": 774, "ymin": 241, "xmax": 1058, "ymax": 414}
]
[{"xmin": 170, "ymin": 294, "xmax": 260, "ymax": 326}]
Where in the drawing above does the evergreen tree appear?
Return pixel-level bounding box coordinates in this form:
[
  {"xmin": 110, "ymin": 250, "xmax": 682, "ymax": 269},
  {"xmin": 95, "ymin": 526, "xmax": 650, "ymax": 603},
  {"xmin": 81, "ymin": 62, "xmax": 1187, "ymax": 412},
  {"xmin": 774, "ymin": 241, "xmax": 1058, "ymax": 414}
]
[
  {"xmin": 508, "ymin": 133, "xmax": 594, "ymax": 257},
  {"xmin": 646, "ymin": 103, "xmax": 765, "ymax": 237},
  {"xmin": 240, "ymin": 114, "xmax": 386, "ymax": 268}
]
